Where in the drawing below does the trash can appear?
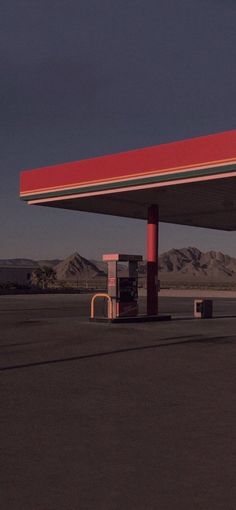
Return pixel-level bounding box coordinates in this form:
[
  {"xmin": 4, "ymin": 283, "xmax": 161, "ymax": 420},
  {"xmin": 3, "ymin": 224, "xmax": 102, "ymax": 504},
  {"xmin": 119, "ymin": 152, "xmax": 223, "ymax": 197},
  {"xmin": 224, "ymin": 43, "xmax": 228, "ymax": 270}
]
[{"xmin": 194, "ymin": 299, "xmax": 213, "ymax": 319}]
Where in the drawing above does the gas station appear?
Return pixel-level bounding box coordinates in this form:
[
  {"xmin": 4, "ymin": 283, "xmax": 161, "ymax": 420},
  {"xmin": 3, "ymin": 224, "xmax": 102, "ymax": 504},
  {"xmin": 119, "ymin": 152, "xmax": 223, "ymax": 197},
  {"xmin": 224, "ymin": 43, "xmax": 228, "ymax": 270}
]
[{"xmin": 20, "ymin": 130, "xmax": 236, "ymax": 321}]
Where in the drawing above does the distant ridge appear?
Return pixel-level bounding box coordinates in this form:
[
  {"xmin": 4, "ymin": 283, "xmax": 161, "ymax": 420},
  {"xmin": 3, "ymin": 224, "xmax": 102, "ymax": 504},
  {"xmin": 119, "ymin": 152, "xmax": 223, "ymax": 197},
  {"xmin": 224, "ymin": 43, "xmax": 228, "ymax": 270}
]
[
  {"xmin": 0, "ymin": 258, "xmax": 38, "ymax": 268},
  {"xmin": 0, "ymin": 258, "xmax": 61, "ymax": 269},
  {"xmin": 2, "ymin": 248, "xmax": 236, "ymax": 283},
  {"xmin": 93, "ymin": 247, "xmax": 236, "ymax": 281},
  {"xmin": 158, "ymin": 247, "xmax": 236, "ymax": 280}
]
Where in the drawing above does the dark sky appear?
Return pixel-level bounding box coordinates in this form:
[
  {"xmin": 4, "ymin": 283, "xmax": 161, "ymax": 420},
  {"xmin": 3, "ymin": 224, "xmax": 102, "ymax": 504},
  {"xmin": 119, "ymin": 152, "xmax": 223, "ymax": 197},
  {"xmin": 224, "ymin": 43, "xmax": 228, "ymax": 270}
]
[{"xmin": 1, "ymin": 0, "xmax": 236, "ymax": 259}]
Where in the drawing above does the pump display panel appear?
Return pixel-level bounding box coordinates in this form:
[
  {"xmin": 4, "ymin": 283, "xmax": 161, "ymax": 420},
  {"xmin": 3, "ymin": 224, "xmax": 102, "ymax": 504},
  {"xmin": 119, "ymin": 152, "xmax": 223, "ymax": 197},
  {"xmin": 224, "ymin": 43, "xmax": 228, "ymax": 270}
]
[{"xmin": 117, "ymin": 277, "xmax": 138, "ymax": 302}]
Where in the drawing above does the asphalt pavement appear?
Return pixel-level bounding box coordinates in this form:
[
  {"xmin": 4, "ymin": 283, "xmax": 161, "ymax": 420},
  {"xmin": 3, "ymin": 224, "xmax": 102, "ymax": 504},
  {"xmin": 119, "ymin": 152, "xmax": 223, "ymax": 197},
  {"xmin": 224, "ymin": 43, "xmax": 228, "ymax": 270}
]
[{"xmin": 1, "ymin": 294, "xmax": 236, "ymax": 509}]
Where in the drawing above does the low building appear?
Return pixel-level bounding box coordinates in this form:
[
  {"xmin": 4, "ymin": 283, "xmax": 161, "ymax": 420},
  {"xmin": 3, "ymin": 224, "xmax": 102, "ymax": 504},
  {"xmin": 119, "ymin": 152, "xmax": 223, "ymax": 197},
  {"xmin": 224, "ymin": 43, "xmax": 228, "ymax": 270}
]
[{"xmin": 0, "ymin": 266, "xmax": 34, "ymax": 287}]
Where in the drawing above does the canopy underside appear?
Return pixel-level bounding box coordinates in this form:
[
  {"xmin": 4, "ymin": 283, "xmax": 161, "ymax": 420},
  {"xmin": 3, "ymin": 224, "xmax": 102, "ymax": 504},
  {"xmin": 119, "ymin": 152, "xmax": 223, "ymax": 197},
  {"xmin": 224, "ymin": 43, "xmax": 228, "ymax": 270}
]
[{"xmin": 30, "ymin": 174, "xmax": 236, "ymax": 230}]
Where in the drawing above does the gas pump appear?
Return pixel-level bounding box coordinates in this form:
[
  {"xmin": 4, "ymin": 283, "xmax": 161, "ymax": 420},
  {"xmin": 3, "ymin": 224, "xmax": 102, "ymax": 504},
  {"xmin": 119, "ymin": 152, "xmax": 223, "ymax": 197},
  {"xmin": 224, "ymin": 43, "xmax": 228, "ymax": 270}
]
[
  {"xmin": 90, "ymin": 252, "xmax": 170, "ymax": 322},
  {"xmin": 103, "ymin": 254, "xmax": 142, "ymax": 319}
]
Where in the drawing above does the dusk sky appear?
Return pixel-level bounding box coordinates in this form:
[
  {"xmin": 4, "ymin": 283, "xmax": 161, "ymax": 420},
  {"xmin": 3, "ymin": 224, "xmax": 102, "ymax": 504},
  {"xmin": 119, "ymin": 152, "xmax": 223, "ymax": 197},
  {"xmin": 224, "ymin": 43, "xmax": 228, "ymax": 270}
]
[{"xmin": 1, "ymin": 0, "xmax": 236, "ymax": 260}]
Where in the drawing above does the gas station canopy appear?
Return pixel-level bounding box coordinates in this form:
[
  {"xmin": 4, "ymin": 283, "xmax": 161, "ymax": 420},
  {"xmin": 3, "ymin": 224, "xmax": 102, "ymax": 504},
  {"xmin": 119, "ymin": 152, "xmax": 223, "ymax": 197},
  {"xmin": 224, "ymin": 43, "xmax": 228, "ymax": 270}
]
[{"xmin": 20, "ymin": 130, "xmax": 236, "ymax": 230}]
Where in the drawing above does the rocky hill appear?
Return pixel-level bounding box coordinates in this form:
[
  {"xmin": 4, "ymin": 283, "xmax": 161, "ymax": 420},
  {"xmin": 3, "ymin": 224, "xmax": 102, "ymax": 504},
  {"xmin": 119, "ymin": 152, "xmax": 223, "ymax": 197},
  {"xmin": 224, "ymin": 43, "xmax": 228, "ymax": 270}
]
[
  {"xmin": 2, "ymin": 248, "xmax": 236, "ymax": 284},
  {"xmin": 158, "ymin": 247, "xmax": 236, "ymax": 281},
  {"xmin": 93, "ymin": 247, "xmax": 236, "ymax": 281},
  {"xmin": 55, "ymin": 252, "xmax": 106, "ymax": 281}
]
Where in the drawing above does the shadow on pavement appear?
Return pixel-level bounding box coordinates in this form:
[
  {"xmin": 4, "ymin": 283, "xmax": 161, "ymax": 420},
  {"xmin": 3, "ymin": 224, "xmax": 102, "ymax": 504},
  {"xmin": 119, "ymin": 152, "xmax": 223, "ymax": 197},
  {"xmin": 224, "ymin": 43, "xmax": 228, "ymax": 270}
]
[{"xmin": 0, "ymin": 334, "xmax": 233, "ymax": 372}]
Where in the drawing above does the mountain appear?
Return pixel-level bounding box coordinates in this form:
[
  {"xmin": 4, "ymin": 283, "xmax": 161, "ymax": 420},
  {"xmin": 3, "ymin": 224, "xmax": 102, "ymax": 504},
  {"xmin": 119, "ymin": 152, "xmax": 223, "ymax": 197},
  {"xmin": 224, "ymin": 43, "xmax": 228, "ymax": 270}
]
[
  {"xmin": 2, "ymin": 248, "xmax": 236, "ymax": 284},
  {"xmin": 55, "ymin": 252, "xmax": 106, "ymax": 280},
  {"xmin": 0, "ymin": 258, "xmax": 61, "ymax": 269},
  {"xmin": 92, "ymin": 247, "xmax": 236, "ymax": 282},
  {"xmin": 158, "ymin": 247, "xmax": 236, "ymax": 281},
  {"xmin": 0, "ymin": 258, "xmax": 39, "ymax": 268}
]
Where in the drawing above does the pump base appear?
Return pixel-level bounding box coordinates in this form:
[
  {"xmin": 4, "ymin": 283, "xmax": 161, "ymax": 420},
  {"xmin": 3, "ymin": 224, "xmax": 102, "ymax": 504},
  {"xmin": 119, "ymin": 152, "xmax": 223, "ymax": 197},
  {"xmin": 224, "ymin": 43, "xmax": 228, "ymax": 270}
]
[{"xmin": 90, "ymin": 314, "xmax": 171, "ymax": 323}]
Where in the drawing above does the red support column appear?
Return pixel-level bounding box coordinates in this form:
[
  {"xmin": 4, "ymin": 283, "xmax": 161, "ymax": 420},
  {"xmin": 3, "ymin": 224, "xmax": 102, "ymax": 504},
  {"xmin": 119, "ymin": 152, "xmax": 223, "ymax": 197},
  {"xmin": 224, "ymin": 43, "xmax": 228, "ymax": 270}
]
[{"xmin": 147, "ymin": 205, "xmax": 159, "ymax": 316}]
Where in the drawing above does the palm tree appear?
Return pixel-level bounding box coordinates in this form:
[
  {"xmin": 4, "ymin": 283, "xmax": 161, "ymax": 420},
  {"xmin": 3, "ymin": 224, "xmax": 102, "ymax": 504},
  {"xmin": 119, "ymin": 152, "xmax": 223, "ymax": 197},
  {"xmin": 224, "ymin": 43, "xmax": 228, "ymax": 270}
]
[{"xmin": 31, "ymin": 266, "xmax": 57, "ymax": 289}]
